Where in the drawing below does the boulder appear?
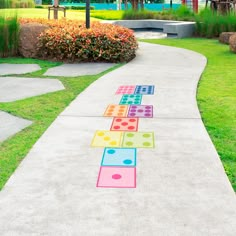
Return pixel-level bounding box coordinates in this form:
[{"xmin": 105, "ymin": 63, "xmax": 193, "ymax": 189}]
[
  {"xmin": 18, "ymin": 23, "xmax": 49, "ymax": 58},
  {"xmin": 229, "ymin": 34, "xmax": 236, "ymax": 53},
  {"xmin": 219, "ymin": 32, "xmax": 236, "ymax": 45}
]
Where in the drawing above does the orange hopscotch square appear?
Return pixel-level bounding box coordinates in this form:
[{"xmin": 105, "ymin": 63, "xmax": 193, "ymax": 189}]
[
  {"xmin": 104, "ymin": 105, "xmax": 129, "ymax": 117},
  {"xmin": 110, "ymin": 117, "xmax": 139, "ymax": 131}
]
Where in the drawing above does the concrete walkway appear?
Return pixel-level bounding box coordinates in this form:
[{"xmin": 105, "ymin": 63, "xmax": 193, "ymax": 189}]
[{"xmin": 0, "ymin": 42, "xmax": 236, "ymax": 235}]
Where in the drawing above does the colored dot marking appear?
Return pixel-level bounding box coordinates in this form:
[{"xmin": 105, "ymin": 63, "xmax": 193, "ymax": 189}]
[
  {"xmin": 106, "ymin": 113, "xmax": 113, "ymax": 116},
  {"xmin": 137, "ymin": 109, "xmax": 143, "ymax": 112},
  {"xmin": 128, "ymin": 126, "xmax": 135, "ymax": 130},
  {"xmin": 112, "ymin": 174, "xmax": 122, "ymax": 180},
  {"xmin": 145, "ymin": 113, "xmax": 151, "ymax": 117},
  {"xmin": 129, "ymin": 119, "xmax": 136, "ymax": 122},
  {"xmin": 107, "ymin": 149, "xmax": 115, "ymax": 154},
  {"xmin": 97, "ymin": 132, "xmax": 104, "ymax": 136},
  {"xmin": 123, "ymin": 159, "xmax": 132, "ymax": 165},
  {"xmin": 130, "ymin": 109, "xmax": 136, "ymax": 112},
  {"xmin": 143, "ymin": 142, "xmax": 151, "ymax": 147},
  {"xmin": 127, "ymin": 133, "xmax": 134, "ymax": 137},
  {"xmin": 114, "ymin": 126, "xmax": 120, "ymax": 130},
  {"xmin": 130, "ymin": 95, "xmax": 134, "ymax": 98},
  {"xmin": 121, "ymin": 122, "xmax": 128, "ymax": 126},
  {"xmin": 104, "ymin": 136, "xmax": 110, "ymax": 141},
  {"xmin": 110, "ymin": 141, "xmax": 117, "ymax": 146},
  {"xmin": 143, "ymin": 134, "xmax": 151, "ymax": 138},
  {"xmin": 126, "ymin": 142, "xmax": 133, "ymax": 146}
]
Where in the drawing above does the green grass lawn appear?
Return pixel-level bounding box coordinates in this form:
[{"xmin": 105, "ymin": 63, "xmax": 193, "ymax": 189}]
[
  {"xmin": 141, "ymin": 38, "xmax": 236, "ymax": 191},
  {"xmin": 90, "ymin": 10, "xmax": 123, "ymax": 20},
  {"xmin": 0, "ymin": 58, "xmax": 122, "ymax": 190},
  {"xmin": 0, "ymin": 8, "xmax": 98, "ymax": 20}
]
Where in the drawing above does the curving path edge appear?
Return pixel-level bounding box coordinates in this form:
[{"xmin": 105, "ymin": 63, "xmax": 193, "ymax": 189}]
[{"xmin": 0, "ymin": 42, "xmax": 235, "ymax": 236}]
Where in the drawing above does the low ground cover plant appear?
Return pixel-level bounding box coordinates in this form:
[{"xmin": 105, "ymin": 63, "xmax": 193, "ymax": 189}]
[{"xmin": 19, "ymin": 18, "xmax": 138, "ymax": 62}]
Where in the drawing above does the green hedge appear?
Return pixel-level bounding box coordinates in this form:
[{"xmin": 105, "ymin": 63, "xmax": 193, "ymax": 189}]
[{"xmin": 0, "ymin": 0, "xmax": 35, "ymax": 8}]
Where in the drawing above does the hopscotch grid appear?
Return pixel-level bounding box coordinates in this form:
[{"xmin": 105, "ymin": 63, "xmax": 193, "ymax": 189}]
[{"xmin": 94, "ymin": 85, "xmax": 155, "ymax": 188}]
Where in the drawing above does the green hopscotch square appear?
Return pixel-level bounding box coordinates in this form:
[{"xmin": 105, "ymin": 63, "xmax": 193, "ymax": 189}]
[
  {"xmin": 91, "ymin": 130, "xmax": 123, "ymax": 147},
  {"xmin": 119, "ymin": 94, "xmax": 142, "ymax": 105},
  {"xmin": 122, "ymin": 132, "xmax": 155, "ymax": 148}
]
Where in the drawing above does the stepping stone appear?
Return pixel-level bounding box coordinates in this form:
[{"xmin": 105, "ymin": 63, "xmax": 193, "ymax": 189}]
[
  {"xmin": 0, "ymin": 64, "xmax": 41, "ymax": 75},
  {"xmin": 0, "ymin": 77, "xmax": 65, "ymax": 102},
  {"xmin": 44, "ymin": 63, "xmax": 116, "ymax": 77},
  {"xmin": 0, "ymin": 111, "xmax": 32, "ymax": 142}
]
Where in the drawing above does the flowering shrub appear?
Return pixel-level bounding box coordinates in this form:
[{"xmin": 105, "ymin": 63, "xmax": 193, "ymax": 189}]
[{"xmin": 19, "ymin": 18, "xmax": 138, "ymax": 62}]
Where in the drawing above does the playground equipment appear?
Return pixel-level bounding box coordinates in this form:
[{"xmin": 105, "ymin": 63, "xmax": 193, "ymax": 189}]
[
  {"xmin": 48, "ymin": 0, "xmax": 66, "ymax": 20},
  {"xmin": 205, "ymin": 0, "xmax": 236, "ymax": 14},
  {"xmin": 181, "ymin": 0, "xmax": 198, "ymax": 13}
]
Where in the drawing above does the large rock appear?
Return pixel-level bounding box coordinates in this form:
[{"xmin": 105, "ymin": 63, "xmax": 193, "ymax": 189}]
[
  {"xmin": 18, "ymin": 23, "xmax": 49, "ymax": 58},
  {"xmin": 229, "ymin": 34, "xmax": 236, "ymax": 53},
  {"xmin": 219, "ymin": 32, "xmax": 236, "ymax": 45}
]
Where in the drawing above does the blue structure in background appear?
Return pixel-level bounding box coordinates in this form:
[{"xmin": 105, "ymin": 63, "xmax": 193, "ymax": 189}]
[{"xmin": 55, "ymin": 2, "xmax": 181, "ymax": 11}]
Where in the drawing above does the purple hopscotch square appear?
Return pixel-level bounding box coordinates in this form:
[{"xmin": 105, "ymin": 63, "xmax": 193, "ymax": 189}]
[
  {"xmin": 127, "ymin": 105, "xmax": 153, "ymax": 118},
  {"xmin": 96, "ymin": 166, "xmax": 136, "ymax": 188}
]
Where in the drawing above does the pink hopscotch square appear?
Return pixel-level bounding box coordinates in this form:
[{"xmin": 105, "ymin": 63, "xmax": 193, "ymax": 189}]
[
  {"xmin": 115, "ymin": 86, "xmax": 136, "ymax": 95},
  {"xmin": 97, "ymin": 166, "xmax": 136, "ymax": 188}
]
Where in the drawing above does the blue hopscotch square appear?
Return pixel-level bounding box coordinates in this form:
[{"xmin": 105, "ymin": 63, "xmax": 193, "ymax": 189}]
[
  {"xmin": 134, "ymin": 85, "xmax": 155, "ymax": 95},
  {"xmin": 101, "ymin": 148, "xmax": 136, "ymax": 167},
  {"xmin": 119, "ymin": 94, "xmax": 142, "ymax": 105}
]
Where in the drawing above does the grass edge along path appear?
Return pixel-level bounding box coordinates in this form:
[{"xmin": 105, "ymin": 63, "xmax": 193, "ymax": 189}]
[
  {"xmin": 0, "ymin": 58, "xmax": 123, "ymax": 190},
  {"xmin": 141, "ymin": 38, "xmax": 236, "ymax": 192}
]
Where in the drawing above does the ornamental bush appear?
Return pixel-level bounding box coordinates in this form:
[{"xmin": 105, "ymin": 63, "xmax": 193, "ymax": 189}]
[{"xmin": 19, "ymin": 18, "xmax": 138, "ymax": 62}]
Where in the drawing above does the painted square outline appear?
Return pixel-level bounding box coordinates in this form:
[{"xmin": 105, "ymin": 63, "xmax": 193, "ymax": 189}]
[
  {"xmin": 115, "ymin": 85, "xmax": 136, "ymax": 95},
  {"xmin": 119, "ymin": 94, "xmax": 143, "ymax": 105},
  {"xmin": 127, "ymin": 105, "xmax": 153, "ymax": 118},
  {"xmin": 134, "ymin": 85, "xmax": 155, "ymax": 95},
  {"xmin": 96, "ymin": 166, "xmax": 136, "ymax": 188},
  {"xmin": 103, "ymin": 104, "xmax": 129, "ymax": 117},
  {"xmin": 110, "ymin": 117, "xmax": 139, "ymax": 132},
  {"xmin": 91, "ymin": 130, "xmax": 123, "ymax": 148},
  {"xmin": 101, "ymin": 147, "xmax": 137, "ymax": 167},
  {"xmin": 122, "ymin": 131, "xmax": 155, "ymax": 148}
]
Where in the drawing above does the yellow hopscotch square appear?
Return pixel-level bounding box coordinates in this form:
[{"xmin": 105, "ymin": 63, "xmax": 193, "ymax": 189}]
[
  {"xmin": 91, "ymin": 130, "xmax": 123, "ymax": 147},
  {"xmin": 103, "ymin": 105, "xmax": 128, "ymax": 117}
]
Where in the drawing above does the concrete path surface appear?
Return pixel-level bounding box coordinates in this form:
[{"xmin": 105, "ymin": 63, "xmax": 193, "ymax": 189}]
[
  {"xmin": 0, "ymin": 111, "xmax": 32, "ymax": 142},
  {"xmin": 44, "ymin": 63, "xmax": 116, "ymax": 77},
  {"xmin": 0, "ymin": 76, "xmax": 64, "ymax": 102},
  {"xmin": 0, "ymin": 64, "xmax": 41, "ymax": 75},
  {"xmin": 0, "ymin": 42, "xmax": 236, "ymax": 235}
]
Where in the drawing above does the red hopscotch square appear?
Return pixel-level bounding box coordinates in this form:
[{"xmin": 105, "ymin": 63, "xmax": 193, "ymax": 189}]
[
  {"xmin": 96, "ymin": 166, "xmax": 136, "ymax": 188},
  {"xmin": 115, "ymin": 86, "xmax": 136, "ymax": 95},
  {"xmin": 110, "ymin": 117, "xmax": 139, "ymax": 131}
]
